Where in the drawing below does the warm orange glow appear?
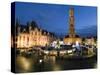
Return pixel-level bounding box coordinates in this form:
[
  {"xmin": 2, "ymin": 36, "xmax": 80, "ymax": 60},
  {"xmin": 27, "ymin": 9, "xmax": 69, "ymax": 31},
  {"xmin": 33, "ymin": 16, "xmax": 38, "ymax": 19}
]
[{"xmin": 15, "ymin": 26, "xmax": 55, "ymax": 49}]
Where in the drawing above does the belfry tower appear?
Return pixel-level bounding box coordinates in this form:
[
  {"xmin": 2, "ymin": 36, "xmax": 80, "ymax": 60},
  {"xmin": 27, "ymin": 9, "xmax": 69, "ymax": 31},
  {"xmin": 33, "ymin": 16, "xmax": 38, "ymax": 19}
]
[
  {"xmin": 69, "ymin": 8, "xmax": 75, "ymax": 38},
  {"xmin": 63, "ymin": 8, "xmax": 81, "ymax": 44}
]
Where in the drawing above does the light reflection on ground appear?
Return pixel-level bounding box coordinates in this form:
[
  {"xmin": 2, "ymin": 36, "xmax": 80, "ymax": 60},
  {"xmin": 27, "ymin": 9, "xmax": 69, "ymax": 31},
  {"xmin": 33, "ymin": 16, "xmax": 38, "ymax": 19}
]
[{"xmin": 16, "ymin": 54, "xmax": 97, "ymax": 73}]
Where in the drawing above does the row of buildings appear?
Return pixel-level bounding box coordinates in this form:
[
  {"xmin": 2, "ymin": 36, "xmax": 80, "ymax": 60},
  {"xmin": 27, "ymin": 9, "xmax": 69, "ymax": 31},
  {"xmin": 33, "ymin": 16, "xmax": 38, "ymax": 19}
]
[{"xmin": 11, "ymin": 21, "xmax": 56, "ymax": 48}]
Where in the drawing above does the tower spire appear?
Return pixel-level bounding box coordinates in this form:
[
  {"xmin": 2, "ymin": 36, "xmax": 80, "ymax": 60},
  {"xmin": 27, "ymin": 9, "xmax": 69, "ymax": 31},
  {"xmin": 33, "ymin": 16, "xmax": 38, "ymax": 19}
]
[{"xmin": 69, "ymin": 8, "xmax": 75, "ymax": 38}]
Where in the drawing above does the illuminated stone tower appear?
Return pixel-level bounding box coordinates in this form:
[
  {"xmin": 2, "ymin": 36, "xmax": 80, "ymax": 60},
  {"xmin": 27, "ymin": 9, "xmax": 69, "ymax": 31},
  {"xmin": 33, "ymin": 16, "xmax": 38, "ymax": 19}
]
[
  {"xmin": 69, "ymin": 8, "xmax": 75, "ymax": 38},
  {"xmin": 63, "ymin": 8, "xmax": 81, "ymax": 44}
]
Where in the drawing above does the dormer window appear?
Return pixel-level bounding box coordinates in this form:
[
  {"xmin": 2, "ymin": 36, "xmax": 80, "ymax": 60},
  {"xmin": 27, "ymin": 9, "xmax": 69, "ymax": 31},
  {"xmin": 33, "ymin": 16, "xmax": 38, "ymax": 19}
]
[{"xmin": 29, "ymin": 26, "xmax": 32, "ymax": 30}]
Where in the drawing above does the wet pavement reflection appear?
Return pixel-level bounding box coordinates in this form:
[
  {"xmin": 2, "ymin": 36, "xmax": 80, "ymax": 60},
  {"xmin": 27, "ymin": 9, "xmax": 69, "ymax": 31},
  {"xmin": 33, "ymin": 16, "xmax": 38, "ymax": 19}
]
[{"xmin": 16, "ymin": 53, "xmax": 97, "ymax": 73}]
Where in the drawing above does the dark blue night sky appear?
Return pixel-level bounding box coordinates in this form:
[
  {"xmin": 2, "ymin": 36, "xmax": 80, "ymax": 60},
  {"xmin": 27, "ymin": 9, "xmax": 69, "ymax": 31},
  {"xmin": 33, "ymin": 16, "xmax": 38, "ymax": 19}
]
[{"xmin": 15, "ymin": 2, "xmax": 97, "ymax": 37}]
